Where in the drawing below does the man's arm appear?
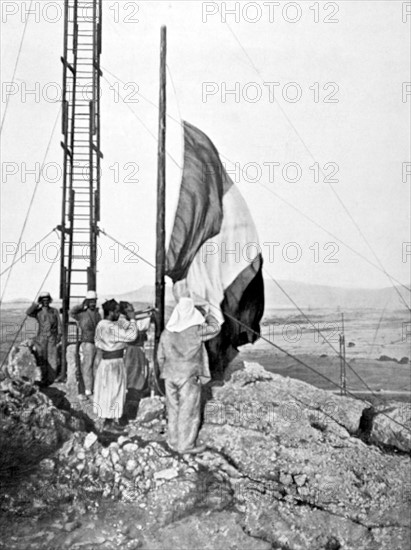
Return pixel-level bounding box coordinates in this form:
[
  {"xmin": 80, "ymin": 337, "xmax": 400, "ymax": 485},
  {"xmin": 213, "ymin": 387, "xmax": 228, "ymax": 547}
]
[
  {"xmin": 200, "ymin": 314, "xmax": 221, "ymax": 342},
  {"xmin": 93, "ymin": 348, "xmax": 103, "ymax": 373},
  {"xmin": 26, "ymin": 302, "xmax": 39, "ymax": 318},
  {"xmin": 136, "ymin": 316, "xmax": 151, "ymax": 332},
  {"xmin": 56, "ymin": 309, "xmax": 62, "ymax": 339},
  {"xmin": 156, "ymin": 335, "xmax": 165, "ymax": 372},
  {"xmin": 114, "ymin": 320, "xmax": 138, "ymax": 343},
  {"xmin": 70, "ymin": 302, "xmax": 85, "ymax": 320}
]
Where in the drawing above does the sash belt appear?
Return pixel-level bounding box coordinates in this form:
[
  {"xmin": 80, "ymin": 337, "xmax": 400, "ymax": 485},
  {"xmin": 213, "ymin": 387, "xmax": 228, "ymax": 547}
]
[{"xmin": 102, "ymin": 349, "xmax": 124, "ymax": 360}]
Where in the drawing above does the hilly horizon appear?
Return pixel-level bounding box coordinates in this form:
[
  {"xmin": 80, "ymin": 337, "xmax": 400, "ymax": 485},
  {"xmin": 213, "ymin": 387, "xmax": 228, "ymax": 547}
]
[{"xmin": 4, "ymin": 280, "xmax": 409, "ymax": 311}]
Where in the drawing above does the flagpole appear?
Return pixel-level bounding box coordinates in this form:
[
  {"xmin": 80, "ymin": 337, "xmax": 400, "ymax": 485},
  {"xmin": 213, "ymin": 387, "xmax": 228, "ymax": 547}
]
[{"xmin": 155, "ymin": 26, "xmax": 167, "ymax": 350}]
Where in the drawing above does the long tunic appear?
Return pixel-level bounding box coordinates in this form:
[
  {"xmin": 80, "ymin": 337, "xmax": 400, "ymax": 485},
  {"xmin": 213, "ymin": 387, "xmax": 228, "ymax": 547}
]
[
  {"xmin": 93, "ymin": 318, "xmax": 137, "ymax": 419},
  {"xmin": 120, "ymin": 315, "xmax": 151, "ymax": 390}
]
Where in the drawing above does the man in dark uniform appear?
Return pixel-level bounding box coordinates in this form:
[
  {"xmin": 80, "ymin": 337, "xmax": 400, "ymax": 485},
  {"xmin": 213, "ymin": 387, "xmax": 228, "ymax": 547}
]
[
  {"xmin": 26, "ymin": 291, "xmax": 62, "ymax": 383},
  {"xmin": 70, "ymin": 290, "xmax": 101, "ymax": 399}
]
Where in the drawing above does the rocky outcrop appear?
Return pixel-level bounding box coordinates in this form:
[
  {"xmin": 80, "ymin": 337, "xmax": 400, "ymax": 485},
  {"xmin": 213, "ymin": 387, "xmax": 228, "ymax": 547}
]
[
  {"xmin": 1, "ymin": 357, "xmax": 410, "ymax": 550},
  {"xmin": 196, "ymin": 362, "xmax": 411, "ymax": 550},
  {"xmin": 0, "ymin": 377, "xmax": 84, "ymax": 476}
]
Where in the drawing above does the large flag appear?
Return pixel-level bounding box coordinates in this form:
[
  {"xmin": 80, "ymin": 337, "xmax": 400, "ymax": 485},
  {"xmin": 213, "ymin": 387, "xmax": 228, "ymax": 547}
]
[{"xmin": 166, "ymin": 121, "xmax": 264, "ymax": 376}]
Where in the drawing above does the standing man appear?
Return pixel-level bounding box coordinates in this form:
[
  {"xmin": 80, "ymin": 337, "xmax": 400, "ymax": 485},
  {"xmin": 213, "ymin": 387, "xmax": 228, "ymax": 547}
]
[
  {"xmin": 157, "ymin": 296, "xmax": 220, "ymax": 454},
  {"xmin": 70, "ymin": 290, "xmax": 101, "ymax": 399},
  {"xmin": 26, "ymin": 291, "xmax": 62, "ymax": 384},
  {"xmin": 93, "ymin": 299, "xmax": 150, "ymax": 432}
]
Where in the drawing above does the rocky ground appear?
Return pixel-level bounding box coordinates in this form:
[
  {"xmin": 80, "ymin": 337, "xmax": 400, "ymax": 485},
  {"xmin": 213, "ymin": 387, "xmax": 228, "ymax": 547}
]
[{"xmin": 0, "ymin": 343, "xmax": 410, "ymax": 549}]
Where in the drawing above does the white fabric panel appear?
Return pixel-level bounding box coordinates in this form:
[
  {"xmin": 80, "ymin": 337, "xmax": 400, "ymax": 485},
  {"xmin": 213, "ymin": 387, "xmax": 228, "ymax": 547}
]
[
  {"xmin": 185, "ymin": 185, "xmax": 260, "ymax": 325},
  {"xmin": 165, "ymin": 119, "xmax": 184, "ymax": 250}
]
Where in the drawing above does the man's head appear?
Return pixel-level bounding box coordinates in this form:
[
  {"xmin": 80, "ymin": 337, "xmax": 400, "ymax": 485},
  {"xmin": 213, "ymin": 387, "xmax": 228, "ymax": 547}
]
[
  {"xmin": 85, "ymin": 290, "xmax": 98, "ymax": 311},
  {"xmin": 38, "ymin": 291, "xmax": 52, "ymax": 307},
  {"xmin": 102, "ymin": 299, "xmax": 120, "ymax": 321},
  {"xmin": 166, "ymin": 297, "xmax": 205, "ymax": 333}
]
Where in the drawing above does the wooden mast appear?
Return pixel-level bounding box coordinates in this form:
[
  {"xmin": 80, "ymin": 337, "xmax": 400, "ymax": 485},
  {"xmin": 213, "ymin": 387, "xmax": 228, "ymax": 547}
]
[{"xmin": 155, "ymin": 26, "xmax": 167, "ymax": 345}]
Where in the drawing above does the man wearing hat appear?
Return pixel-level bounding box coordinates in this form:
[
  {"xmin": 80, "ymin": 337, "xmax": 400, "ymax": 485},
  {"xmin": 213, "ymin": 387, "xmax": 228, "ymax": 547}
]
[
  {"xmin": 26, "ymin": 291, "xmax": 62, "ymax": 382},
  {"xmin": 70, "ymin": 291, "xmax": 101, "ymax": 398}
]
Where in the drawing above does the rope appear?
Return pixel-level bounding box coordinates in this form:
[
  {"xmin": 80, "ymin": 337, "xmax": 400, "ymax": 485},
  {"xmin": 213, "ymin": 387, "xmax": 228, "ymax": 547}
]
[
  {"xmin": 219, "ymin": 307, "xmax": 411, "ymax": 434},
  {"xmin": 0, "ymin": 228, "xmax": 57, "ymax": 278},
  {"xmin": 102, "ymin": 66, "xmax": 182, "ymax": 127},
  {"xmin": 224, "ymin": 21, "xmax": 411, "ymax": 311},
  {"xmin": 366, "ymin": 301, "xmax": 389, "ymax": 360},
  {"xmin": 235, "ymin": 173, "xmax": 410, "ymax": 297},
  {"xmin": 100, "ymin": 74, "xmax": 182, "ymax": 170},
  {"xmin": 166, "ymin": 64, "xmax": 183, "ymax": 123},
  {"xmin": 98, "ymin": 228, "xmax": 156, "ymax": 269},
  {"xmin": 0, "ymin": 108, "xmax": 61, "ymax": 304},
  {"xmin": 0, "ymin": 1, "xmax": 33, "ymax": 134},
  {"xmin": 0, "ymin": 259, "xmax": 56, "ymax": 369},
  {"xmin": 263, "ymin": 269, "xmax": 386, "ymax": 403}
]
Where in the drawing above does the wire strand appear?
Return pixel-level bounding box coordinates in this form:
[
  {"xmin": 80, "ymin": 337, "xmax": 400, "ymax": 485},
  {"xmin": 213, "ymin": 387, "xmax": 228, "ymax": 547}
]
[
  {"xmin": 263, "ymin": 269, "xmax": 386, "ymax": 403},
  {"xmin": 219, "ymin": 307, "xmax": 411, "ymax": 434},
  {"xmin": 0, "ymin": 108, "xmax": 61, "ymax": 304},
  {"xmin": 0, "ymin": 228, "xmax": 57, "ymax": 278},
  {"xmin": 224, "ymin": 21, "xmax": 410, "ymax": 312},
  {"xmin": 0, "ymin": 1, "xmax": 33, "ymax": 134},
  {"xmin": 166, "ymin": 63, "xmax": 182, "ymax": 123},
  {"xmin": 0, "ymin": 259, "xmax": 56, "ymax": 369},
  {"xmin": 98, "ymin": 228, "xmax": 156, "ymax": 269},
  {"xmin": 100, "ymin": 74, "xmax": 182, "ymax": 170},
  {"xmin": 235, "ymin": 172, "xmax": 410, "ymax": 299},
  {"xmin": 102, "ymin": 66, "xmax": 182, "ymax": 126}
]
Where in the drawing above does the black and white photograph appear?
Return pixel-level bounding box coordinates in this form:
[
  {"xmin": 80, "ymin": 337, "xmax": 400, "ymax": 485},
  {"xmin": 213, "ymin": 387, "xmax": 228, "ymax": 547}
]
[{"xmin": 1, "ymin": 1, "xmax": 410, "ymax": 548}]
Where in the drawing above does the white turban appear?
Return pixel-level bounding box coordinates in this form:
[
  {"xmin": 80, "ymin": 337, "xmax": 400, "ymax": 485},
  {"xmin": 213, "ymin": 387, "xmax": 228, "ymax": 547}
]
[{"xmin": 166, "ymin": 297, "xmax": 205, "ymax": 333}]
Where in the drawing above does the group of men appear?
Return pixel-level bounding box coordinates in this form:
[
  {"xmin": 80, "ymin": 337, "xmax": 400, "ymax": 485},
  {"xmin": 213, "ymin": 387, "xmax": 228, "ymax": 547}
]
[{"xmin": 27, "ymin": 287, "xmax": 220, "ymax": 453}]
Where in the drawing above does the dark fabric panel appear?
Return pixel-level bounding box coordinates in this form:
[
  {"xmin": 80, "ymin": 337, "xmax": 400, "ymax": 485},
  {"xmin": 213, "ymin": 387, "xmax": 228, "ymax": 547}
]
[
  {"xmin": 206, "ymin": 255, "xmax": 265, "ymax": 378},
  {"xmin": 165, "ymin": 121, "xmax": 233, "ymax": 281}
]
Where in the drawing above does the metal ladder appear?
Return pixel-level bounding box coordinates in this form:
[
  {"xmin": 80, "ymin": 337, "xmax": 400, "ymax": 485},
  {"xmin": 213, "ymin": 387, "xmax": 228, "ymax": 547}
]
[{"xmin": 59, "ymin": 0, "xmax": 102, "ymax": 374}]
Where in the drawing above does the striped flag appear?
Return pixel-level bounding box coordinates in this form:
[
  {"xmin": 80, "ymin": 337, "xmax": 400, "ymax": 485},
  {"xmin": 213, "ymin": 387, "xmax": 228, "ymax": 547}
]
[{"xmin": 166, "ymin": 122, "xmax": 264, "ymax": 376}]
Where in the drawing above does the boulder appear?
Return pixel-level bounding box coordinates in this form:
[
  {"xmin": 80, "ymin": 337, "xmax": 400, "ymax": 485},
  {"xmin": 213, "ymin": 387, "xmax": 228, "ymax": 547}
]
[
  {"xmin": 371, "ymin": 403, "xmax": 411, "ymax": 452},
  {"xmin": 0, "ymin": 378, "xmax": 78, "ymax": 473},
  {"xmin": 3, "ymin": 341, "xmax": 42, "ymax": 383},
  {"xmin": 136, "ymin": 396, "xmax": 165, "ymax": 424},
  {"xmin": 378, "ymin": 355, "xmax": 397, "ymax": 363}
]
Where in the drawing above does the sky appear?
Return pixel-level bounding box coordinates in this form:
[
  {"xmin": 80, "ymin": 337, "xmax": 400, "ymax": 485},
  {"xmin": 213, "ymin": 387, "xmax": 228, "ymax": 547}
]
[{"xmin": 1, "ymin": 0, "xmax": 410, "ymax": 302}]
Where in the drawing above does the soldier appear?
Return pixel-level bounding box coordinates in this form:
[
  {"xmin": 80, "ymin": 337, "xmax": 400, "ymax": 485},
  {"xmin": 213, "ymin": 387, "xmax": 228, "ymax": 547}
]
[
  {"xmin": 26, "ymin": 291, "xmax": 62, "ymax": 383},
  {"xmin": 70, "ymin": 290, "xmax": 101, "ymax": 399}
]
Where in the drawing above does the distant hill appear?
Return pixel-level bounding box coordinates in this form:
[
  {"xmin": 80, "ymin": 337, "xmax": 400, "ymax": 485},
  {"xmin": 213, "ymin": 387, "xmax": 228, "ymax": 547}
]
[
  {"xmin": 262, "ymin": 280, "xmax": 410, "ymax": 310},
  {"xmin": 114, "ymin": 280, "xmax": 410, "ymax": 311},
  {"xmin": 114, "ymin": 285, "xmax": 174, "ymax": 305}
]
